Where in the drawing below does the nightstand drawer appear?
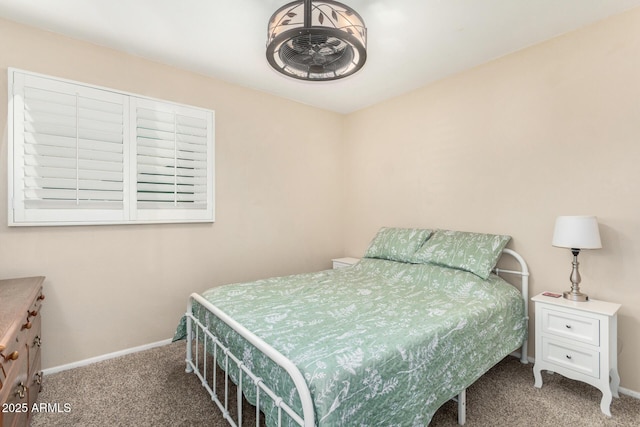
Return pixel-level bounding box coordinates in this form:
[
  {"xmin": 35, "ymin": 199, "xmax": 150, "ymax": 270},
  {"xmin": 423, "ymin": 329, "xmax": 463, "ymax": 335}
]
[
  {"xmin": 541, "ymin": 307, "xmax": 599, "ymax": 345},
  {"xmin": 542, "ymin": 337, "xmax": 599, "ymax": 378}
]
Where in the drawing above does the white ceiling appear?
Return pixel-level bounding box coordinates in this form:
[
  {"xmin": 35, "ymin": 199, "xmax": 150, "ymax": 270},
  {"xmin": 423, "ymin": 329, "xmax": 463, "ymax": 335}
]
[{"xmin": 1, "ymin": 0, "xmax": 640, "ymax": 114}]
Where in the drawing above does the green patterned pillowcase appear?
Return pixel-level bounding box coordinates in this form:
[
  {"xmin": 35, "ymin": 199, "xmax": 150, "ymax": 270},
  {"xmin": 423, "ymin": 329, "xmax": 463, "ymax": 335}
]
[
  {"xmin": 364, "ymin": 227, "xmax": 433, "ymax": 263},
  {"xmin": 411, "ymin": 230, "xmax": 511, "ymax": 279}
]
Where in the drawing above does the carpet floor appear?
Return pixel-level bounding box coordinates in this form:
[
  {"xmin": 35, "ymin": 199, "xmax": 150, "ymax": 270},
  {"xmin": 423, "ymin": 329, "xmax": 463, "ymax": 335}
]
[{"xmin": 31, "ymin": 341, "xmax": 639, "ymax": 426}]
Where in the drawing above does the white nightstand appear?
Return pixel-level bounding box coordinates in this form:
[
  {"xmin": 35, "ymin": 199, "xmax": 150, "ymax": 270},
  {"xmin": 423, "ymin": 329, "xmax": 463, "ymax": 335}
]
[
  {"xmin": 331, "ymin": 257, "xmax": 360, "ymax": 269},
  {"xmin": 532, "ymin": 292, "xmax": 621, "ymax": 416}
]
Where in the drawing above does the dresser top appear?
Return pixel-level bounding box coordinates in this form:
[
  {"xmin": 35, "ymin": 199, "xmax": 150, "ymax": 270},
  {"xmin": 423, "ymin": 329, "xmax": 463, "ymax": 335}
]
[{"xmin": 0, "ymin": 276, "xmax": 45, "ymax": 339}]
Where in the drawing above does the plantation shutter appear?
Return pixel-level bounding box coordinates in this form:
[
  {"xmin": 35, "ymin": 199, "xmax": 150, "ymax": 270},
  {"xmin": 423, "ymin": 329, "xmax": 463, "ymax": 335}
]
[
  {"xmin": 9, "ymin": 69, "xmax": 214, "ymax": 226},
  {"xmin": 132, "ymin": 98, "xmax": 214, "ymax": 222},
  {"xmin": 11, "ymin": 72, "xmax": 128, "ymax": 224}
]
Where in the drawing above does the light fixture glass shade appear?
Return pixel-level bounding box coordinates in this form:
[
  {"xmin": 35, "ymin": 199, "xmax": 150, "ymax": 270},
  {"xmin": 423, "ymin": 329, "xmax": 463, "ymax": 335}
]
[
  {"xmin": 552, "ymin": 216, "xmax": 602, "ymax": 249},
  {"xmin": 266, "ymin": 0, "xmax": 367, "ymax": 81}
]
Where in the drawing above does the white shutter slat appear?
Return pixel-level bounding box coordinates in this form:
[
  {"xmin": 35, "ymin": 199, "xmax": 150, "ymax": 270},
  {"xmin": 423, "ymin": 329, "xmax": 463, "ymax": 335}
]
[
  {"xmin": 24, "ymin": 86, "xmax": 76, "ymax": 106},
  {"xmin": 176, "ymin": 114, "xmax": 206, "ymax": 127},
  {"xmin": 25, "ymin": 166, "xmax": 123, "ymax": 182},
  {"xmin": 137, "ymin": 183, "xmax": 206, "ymax": 193},
  {"xmin": 78, "ymin": 96, "xmax": 124, "ymax": 116},
  {"xmin": 136, "ymin": 127, "xmax": 176, "ymax": 143},
  {"xmin": 23, "ymin": 143, "xmax": 76, "ymax": 159},
  {"xmin": 136, "ymin": 145, "xmax": 207, "ymax": 162},
  {"xmin": 25, "ymin": 189, "xmax": 123, "ymax": 202},
  {"xmin": 23, "ymin": 144, "xmax": 123, "ymax": 163},
  {"xmin": 23, "ymin": 155, "xmax": 123, "ymax": 174},
  {"xmin": 177, "ymin": 150, "xmax": 207, "ymax": 161},
  {"xmin": 78, "ymin": 116, "xmax": 123, "ymax": 135},
  {"xmin": 176, "ymin": 138, "xmax": 207, "ymax": 151},
  {"xmin": 24, "ymin": 121, "xmax": 76, "ymax": 138},
  {"xmin": 137, "ymin": 107, "xmax": 174, "ymax": 123},
  {"xmin": 24, "ymin": 177, "xmax": 123, "ymax": 192},
  {"xmin": 136, "ymin": 175, "xmax": 206, "ymax": 186},
  {"xmin": 137, "ymin": 155, "xmax": 206, "ymax": 170},
  {"xmin": 137, "ymin": 137, "xmax": 207, "ymax": 153},
  {"xmin": 24, "ymin": 155, "xmax": 76, "ymax": 169},
  {"xmin": 136, "ymin": 137, "xmax": 175, "ymax": 151},
  {"xmin": 24, "ymin": 200, "xmax": 123, "ymax": 210},
  {"xmin": 137, "ymin": 117, "xmax": 174, "ymax": 133},
  {"xmin": 78, "ymin": 139, "xmax": 123, "ymax": 154},
  {"xmin": 136, "ymin": 145, "xmax": 175, "ymax": 160},
  {"xmin": 23, "ymin": 133, "xmax": 123, "ymax": 154},
  {"xmin": 176, "ymin": 123, "xmax": 207, "ymax": 137},
  {"xmin": 25, "ymin": 109, "xmax": 76, "ymax": 128},
  {"xmin": 137, "ymin": 163, "xmax": 207, "ymax": 177},
  {"xmin": 136, "ymin": 192, "xmax": 207, "ymax": 202},
  {"xmin": 77, "ymin": 127, "xmax": 123, "ymax": 144}
]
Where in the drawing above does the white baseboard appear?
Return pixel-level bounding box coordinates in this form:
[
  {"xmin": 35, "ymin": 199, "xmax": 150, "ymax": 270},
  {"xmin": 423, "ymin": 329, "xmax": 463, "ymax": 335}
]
[
  {"xmin": 620, "ymin": 387, "xmax": 640, "ymax": 399},
  {"xmin": 42, "ymin": 338, "xmax": 173, "ymax": 375}
]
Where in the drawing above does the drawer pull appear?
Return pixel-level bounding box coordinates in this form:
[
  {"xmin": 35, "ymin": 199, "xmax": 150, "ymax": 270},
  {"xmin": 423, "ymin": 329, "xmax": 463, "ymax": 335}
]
[
  {"xmin": 28, "ymin": 310, "xmax": 38, "ymax": 317},
  {"xmin": 22, "ymin": 321, "xmax": 32, "ymax": 330},
  {"xmin": 565, "ymin": 324, "xmax": 572, "ymax": 329},
  {"xmin": 34, "ymin": 335, "xmax": 42, "ymax": 348},
  {"xmin": 566, "ymin": 354, "xmax": 572, "ymax": 360},
  {"xmin": 2, "ymin": 350, "xmax": 19, "ymax": 361},
  {"xmin": 15, "ymin": 382, "xmax": 27, "ymax": 399},
  {"xmin": 38, "ymin": 294, "xmax": 45, "ymax": 301}
]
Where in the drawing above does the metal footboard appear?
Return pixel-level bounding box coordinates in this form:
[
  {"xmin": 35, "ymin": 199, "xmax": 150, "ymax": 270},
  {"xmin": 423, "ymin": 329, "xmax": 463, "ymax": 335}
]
[{"xmin": 185, "ymin": 293, "xmax": 315, "ymax": 427}]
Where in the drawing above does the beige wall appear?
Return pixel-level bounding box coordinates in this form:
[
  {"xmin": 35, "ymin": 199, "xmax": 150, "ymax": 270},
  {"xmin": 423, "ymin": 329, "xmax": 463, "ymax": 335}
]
[
  {"xmin": 343, "ymin": 8, "xmax": 640, "ymax": 392},
  {"xmin": 0, "ymin": 18, "xmax": 346, "ymax": 368}
]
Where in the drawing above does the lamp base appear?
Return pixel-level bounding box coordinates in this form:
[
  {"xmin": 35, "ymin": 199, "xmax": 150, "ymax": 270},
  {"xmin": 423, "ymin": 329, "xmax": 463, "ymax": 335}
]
[{"xmin": 563, "ymin": 290, "xmax": 589, "ymax": 302}]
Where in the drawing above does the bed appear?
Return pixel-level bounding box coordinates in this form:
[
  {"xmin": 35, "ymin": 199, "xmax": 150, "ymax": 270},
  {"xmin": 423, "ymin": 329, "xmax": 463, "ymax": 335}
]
[{"xmin": 174, "ymin": 228, "xmax": 529, "ymax": 426}]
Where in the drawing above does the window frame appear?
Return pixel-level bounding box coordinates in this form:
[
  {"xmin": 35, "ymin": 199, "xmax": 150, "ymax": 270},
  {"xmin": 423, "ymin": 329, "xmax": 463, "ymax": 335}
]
[{"xmin": 8, "ymin": 68, "xmax": 215, "ymax": 226}]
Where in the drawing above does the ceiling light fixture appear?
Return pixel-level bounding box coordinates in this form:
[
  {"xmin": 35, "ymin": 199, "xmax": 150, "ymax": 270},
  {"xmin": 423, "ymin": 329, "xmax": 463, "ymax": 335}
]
[{"xmin": 266, "ymin": 0, "xmax": 367, "ymax": 81}]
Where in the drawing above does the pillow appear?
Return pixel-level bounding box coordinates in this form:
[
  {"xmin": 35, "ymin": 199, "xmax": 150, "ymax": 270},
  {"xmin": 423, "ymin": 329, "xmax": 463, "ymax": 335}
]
[
  {"xmin": 411, "ymin": 229, "xmax": 511, "ymax": 279},
  {"xmin": 363, "ymin": 227, "xmax": 433, "ymax": 263}
]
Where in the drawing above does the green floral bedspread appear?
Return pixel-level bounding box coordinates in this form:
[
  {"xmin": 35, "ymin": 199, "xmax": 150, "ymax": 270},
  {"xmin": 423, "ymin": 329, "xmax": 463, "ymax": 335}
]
[{"xmin": 174, "ymin": 258, "xmax": 527, "ymax": 426}]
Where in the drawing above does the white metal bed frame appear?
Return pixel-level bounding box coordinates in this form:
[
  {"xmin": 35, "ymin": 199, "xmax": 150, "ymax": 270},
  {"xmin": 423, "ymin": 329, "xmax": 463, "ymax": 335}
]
[{"xmin": 184, "ymin": 248, "xmax": 529, "ymax": 427}]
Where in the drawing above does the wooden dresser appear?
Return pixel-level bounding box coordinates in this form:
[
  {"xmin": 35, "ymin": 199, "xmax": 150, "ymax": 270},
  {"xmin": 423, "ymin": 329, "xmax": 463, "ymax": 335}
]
[{"xmin": 0, "ymin": 277, "xmax": 45, "ymax": 427}]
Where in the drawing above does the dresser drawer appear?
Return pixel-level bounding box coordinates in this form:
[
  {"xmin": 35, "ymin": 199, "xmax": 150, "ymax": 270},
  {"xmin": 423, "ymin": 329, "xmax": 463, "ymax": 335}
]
[
  {"xmin": 0, "ymin": 348, "xmax": 29, "ymax": 427},
  {"xmin": 28, "ymin": 350, "xmax": 42, "ymax": 410},
  {"xmin": 542, "ymin": 337, "xmax": 599, "ymax": 378},
  {"xmin": 541, "ymin": 307, "xmax": 599, "ymax": 345},
  {"xmin": 23, "ymin": 290, "xmax": 43, "ymax": 332},
  {"xmin": 0, "ymin": 334, "xmax": 27, "ymax": 403},
  {"xmin": 28, "ymin": 313, "xmax": 42, "ymax": 373}
]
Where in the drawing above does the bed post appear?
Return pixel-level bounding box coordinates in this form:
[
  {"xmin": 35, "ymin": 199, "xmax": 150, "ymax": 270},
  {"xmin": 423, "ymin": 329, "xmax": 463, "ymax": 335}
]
[
  {"xmin": 185, "ymin": 297, "xmax": 194, "ymax": 373},
  {"xmin": 456, "ymin": 389, "xmax": 466, "ymax": 425},
  {"xmin": 495, "ymin": 248, "xmax": 530, "ymax": 364}
]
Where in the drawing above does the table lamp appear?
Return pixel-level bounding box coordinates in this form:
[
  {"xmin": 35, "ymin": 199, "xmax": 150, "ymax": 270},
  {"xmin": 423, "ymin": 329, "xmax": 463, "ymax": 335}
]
[{"xmin": 552, "ymin": 216, "xmax": 602, "ymax": 301}]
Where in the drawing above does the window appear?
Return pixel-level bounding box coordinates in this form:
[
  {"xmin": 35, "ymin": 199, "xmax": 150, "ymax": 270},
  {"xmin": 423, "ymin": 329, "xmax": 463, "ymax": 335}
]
[{"xmin": 8, "ymin": 69, "xmax": 214, "ymax": 226}]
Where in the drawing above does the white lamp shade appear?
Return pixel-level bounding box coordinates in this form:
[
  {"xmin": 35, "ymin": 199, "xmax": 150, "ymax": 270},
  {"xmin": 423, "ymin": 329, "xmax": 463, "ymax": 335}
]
[{"xmin": 552, "ymin": 216, "xmax": 602, "ymax": 249}]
